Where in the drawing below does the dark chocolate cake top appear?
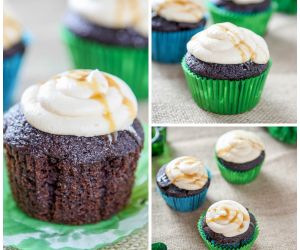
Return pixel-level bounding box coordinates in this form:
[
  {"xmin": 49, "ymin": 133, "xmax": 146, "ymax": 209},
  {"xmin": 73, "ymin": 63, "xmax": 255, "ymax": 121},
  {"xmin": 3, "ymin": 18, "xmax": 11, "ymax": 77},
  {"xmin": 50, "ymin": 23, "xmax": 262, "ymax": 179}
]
[
  {"xmin": 4, "ymin": 105, "xmax": 144, "ymax": 165},
  {"xmin": 211, "ymin": 0, "xmax": 271, "ymax": 13}
]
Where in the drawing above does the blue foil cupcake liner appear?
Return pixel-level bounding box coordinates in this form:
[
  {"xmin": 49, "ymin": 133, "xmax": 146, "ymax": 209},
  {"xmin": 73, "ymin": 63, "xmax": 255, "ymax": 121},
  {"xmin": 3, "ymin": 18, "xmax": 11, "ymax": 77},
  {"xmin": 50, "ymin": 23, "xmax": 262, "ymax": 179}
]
[
  {"xmin": 3, "ymin": 34, "xmax": 29, "ymax": 111},
  {"xmin": 158, "ymin": 169, "xmax": 211, "ymax": 212},
  {"xmin": 152, "ymin": 23, "xmax": 206, "ymax": 64}
]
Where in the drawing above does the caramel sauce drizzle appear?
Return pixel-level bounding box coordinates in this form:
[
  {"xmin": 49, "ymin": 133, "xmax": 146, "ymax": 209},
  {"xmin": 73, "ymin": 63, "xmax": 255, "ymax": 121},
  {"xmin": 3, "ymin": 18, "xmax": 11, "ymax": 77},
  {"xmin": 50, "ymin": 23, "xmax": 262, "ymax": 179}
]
[
  {"xmin": 218, "ymin": 24, "xmax": 256, "ymax": 62},
  {"xmin": 64, "ymin": 70, "xmax": 136, "ymax": 133}
]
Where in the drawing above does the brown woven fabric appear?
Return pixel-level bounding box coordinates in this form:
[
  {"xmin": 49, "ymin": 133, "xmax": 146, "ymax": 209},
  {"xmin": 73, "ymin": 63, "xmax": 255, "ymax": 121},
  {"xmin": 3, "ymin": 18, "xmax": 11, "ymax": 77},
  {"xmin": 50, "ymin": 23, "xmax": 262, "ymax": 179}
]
[{"xmin": 152, "ymin": 127, "xmax": 297, "ymax": 249}]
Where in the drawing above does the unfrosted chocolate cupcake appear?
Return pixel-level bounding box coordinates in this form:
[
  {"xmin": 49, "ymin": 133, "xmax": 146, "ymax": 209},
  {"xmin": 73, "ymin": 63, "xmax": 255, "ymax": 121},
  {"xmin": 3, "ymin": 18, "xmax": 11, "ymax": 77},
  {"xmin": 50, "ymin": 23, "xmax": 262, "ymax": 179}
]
[
  {"xmin": 198, "ymin": 200, "xmax": 259, "ymax": 249},
  {"xmin": 215, "ymin": 130, "xmax": 265, "ymax": 184},
  {"xmin": 4, "ymin": 69, "xmax": 144, "ymax": 225},
  {"xmin": 156, "ymin": 156, "xmax": 211, "ymax": 212}
]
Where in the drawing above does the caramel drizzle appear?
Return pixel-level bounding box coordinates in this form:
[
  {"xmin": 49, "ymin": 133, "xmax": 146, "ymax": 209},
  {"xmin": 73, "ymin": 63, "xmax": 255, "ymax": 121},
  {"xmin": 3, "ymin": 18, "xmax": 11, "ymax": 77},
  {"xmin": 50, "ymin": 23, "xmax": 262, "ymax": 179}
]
[
  {"xmin": 218, "ymin": 24, "xmax": 256, "ymax": 62},
  {"xmin": 156, "ymin": 0, "xmax": 203, "ymax": 20},
  {"xmin": 65, "ymin": 70, "xmax": 136, "ymax": 133}
]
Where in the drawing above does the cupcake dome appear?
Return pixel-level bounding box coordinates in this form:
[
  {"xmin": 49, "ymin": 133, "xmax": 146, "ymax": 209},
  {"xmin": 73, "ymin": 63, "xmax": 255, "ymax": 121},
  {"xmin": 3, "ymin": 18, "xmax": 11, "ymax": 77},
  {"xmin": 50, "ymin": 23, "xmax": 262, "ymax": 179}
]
[
  {"xmin": 207, "ymin": 0, "xmax": 273, "ymax": 35},
  {"xmin": 4, "ymin": 69, "xmax": 144, "ymax": 225},
  {"xmin": 62, "ymin": 0, "xmax": 148, "ymax": 99},
  {"xmin": 215, "ymin": 130, "xmax": 265, "ymax": 184},
  {"xmin": 3, "ymin": 9, "xmax": 27, "ymax": 111},
  {"xmin": 198, "ymin": 200, "xmax": 259, "ymax": 249},
  {"xmin": 152, "ymin": 0, "xmax": 207, "ymax": 63},
  {"xmin": 156, "ymin": 156, "xmax": 211, "ymax": 212},
  {"xmin": 182, "ymin": 22, "xmax": 271, "ymax": 114}
]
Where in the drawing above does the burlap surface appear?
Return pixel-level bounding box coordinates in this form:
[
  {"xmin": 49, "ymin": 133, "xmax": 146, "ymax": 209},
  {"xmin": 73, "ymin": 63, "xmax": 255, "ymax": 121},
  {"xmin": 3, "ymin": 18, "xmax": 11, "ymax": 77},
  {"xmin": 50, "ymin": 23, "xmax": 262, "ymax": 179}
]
[
  {"xmin": 152, "ymin": 13, "xmax": 297, "ymax": 124},
  {"xmin": 152, "ymin": 127, "xmax": 297, "ymax": 249}
]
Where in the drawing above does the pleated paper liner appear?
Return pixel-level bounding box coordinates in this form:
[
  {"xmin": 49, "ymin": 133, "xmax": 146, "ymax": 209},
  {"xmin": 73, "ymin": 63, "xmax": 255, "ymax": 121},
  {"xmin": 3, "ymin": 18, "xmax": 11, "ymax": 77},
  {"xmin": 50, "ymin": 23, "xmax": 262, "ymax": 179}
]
[
  {"xmin": 182, "ymin": 59, "xmax": 272, "ymax": 115},
  {"xmin": 207, "ymin": 1, "xmax": 274, "ymax": 36},
  {"xmin": 267, "ymin": 127, "xmax": 297, "ymax": 144},
  {"xmin": 216, "ymin": 157, "xmax": 263, "ymax": 184},
  {"xmin": 158, "ymin": 169, "xmax": 211, "ymax": 212},
  {"xmin": 198, "ymin": 213, "xmax": 259, "ymax": 250},
  {"xmin": 62, "ymin": 28, "xmax": 148, "ymax": 99},
  {"xmin": 272, "ymin": 0, "xmax": 297, "ymax": 14},
  {"xmin": 152, "ymin": 23, "xmax": 205, "ymax": 64}
]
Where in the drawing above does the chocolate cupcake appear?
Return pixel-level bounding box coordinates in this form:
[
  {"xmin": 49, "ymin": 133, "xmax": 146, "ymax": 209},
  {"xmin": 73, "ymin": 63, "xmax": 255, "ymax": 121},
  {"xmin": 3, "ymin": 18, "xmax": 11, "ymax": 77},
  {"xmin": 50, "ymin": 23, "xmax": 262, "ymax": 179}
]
[
  {"xmin": 152, "ymin": 0, "xmax": 207, "ymax": 63},
  {"xmin": 4, "ymin": 9, "xmax": 28, "ymax": 111},
  {"xmin": 198, "ymin": 200, "xmax": 259, "ymax": 249},
  {"xmin": 3, "ymin": 69, "xmax": 144, "ymax": 225},
  {"xmin": 207, "ymin": 0, "xmax": 273, "ymax": 36},
  {"xmin": 62, "ymin": 0, "xmax": 148, "ymax": 99},
  {"xmin": 215, "ymin": 130, "xmax": 265, "ymax": 184},
  {"xmin": 157, "ymin": 156, "xmax": 211, "ymax": 212},
  {"xmin": 182, "ymin": 22, "xmax": 271, "ymax": 114}
]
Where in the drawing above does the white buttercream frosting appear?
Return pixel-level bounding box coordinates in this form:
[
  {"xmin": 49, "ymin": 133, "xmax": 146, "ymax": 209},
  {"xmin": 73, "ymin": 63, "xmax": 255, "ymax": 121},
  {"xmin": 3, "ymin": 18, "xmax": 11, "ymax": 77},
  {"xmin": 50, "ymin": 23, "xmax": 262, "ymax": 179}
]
[
  {"xmin": 165, "ymin": 156, "xmax": 208, "ymax": 190},
  {"xmin": 3, "ymin": 9, "xmax": 23, "ymax": 50},
  {"xmin": 21, "ymin": 70, "xmax": 138, "ymax": 137},
  {"xmin": 152, "ymin": 0, "xmax": 205, "ymax": 23},
  {"xmin": 232, "ymin": 0, "xmax": 265, "ymax": 5},
  {"xmin": 206, "ymin": 200, "xmax": 250, "ymax": 237},
  {"xmin": 68, "ymin": 0, "xmax": 148, "ymax": 37},
  {"xmin": 216, "ymin": 130, "xmax": 265, "ymax": 164},
  {"xmin": 187, "ymin": 22, "xmax": 270, "ymax": 64}
]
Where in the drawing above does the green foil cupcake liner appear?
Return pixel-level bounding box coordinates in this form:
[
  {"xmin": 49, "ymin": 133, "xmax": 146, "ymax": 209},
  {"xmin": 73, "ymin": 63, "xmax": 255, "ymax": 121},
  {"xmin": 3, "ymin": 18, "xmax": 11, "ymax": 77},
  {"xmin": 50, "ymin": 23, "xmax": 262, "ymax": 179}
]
[
  {"xmin": 272, "ymin": 0, "xmax": 297, "ymax": 14},
  {"xmin": 216, "ymin": 157, "xmax": 263, "ymax": 184},
  {"xmin": 207, "ymin": 1, "xmax": 273, "ymax": 36},
  {"xmin": 267, "ymin": 127, "xmax": 297, "ymax": 144},
  {"xmin": 182, "ymin": 59, "xmax": 271, "ymax": 115},
  {"xmin": 198, "ymin": 213, "xmax": 259, "ymax": 250},
  {"xmin": 62, "ymin": 28, "xmax": 148, "ymax": 99}
]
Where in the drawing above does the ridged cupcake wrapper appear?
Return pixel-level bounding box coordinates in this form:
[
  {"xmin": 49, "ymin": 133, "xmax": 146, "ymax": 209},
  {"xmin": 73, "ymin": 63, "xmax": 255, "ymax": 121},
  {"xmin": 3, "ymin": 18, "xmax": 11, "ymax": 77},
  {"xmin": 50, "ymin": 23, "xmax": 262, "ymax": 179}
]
[
  {"xmin": 62, "ymin": 28, "xmax": 148, "ymax": 99},
  {"xmin": 158, "ymin": 169, "xmax": 211, "ymax": 212},
  {"xmin": 273, "ymin": 0, "xmax": 297, "ymax": 14},
  {"xmin": 207, "ymin": 1, "xmax": 274, "ymax": 36},
  {"xmin": 182, "ymin": 59, "xmax": 271, "ymax": 115},
  {"xmin": 216, "ymin": 157, "xmax": 263, "ymax": 184},
  {"xmin": 197, "ymin": 213, "xmax": 259, "ymax": 250},
  {"xmin": 267, "ymin": 127, "xmax": 297, "ymax": 144},
  {"xmin": 152, "ymin": 25, "xmax": 205, "ymax": 64}
]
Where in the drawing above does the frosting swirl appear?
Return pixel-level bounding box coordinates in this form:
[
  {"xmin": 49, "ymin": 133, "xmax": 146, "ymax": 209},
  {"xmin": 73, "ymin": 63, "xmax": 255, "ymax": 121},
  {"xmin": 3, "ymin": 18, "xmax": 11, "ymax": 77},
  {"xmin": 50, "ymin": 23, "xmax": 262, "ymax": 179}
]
[
  {"xmin": 216, "ymin": 130, "xmax": 265, "ymax": 164},
  {"xmin": 152, "ymin": 0, "xmax": 205, "ymax": 23},
  {"xmin": 21, "ymin": 70, "xmax": 138, "ymax": 137},
  {"xmin": 206, "ymin": 200, "xmax": 250, "ymax": 237},
  {"xmin": 232, "ymin": 0, "xmax": 265, "ymax": 4},
  {"xmin": 187, "ymin": 22, "xmax": 270, "ymax": 64},
  {"xmin": 68, "ymin": 0, "xmax": 148, "ymax": 37},
  {"xmin": 165, "ymin": 156, "xmax": 208, "ymax": 190},
  {"xmin": 4, "ymin": 9, "xmax": 23, "ymax": 50}
]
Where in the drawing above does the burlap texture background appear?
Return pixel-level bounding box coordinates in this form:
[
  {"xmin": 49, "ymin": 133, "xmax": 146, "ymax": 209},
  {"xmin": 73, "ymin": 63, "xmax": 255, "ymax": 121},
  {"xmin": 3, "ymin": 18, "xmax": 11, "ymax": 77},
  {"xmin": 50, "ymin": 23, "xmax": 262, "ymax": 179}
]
[{"xmin": 152, "ymin": 127, "xmax": 297, "ymax": 249}]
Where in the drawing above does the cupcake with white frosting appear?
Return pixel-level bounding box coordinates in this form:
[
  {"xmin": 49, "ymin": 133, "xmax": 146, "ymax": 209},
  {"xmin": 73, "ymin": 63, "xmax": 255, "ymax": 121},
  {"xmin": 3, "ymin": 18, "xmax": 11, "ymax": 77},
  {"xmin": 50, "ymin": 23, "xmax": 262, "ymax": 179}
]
[
  {"xmin": 152, "ymin": 0, "xmax": 207, "ymax": 63},
  {"xmin": 207, "ymin": 0, "xmax": 273, "ymax": 35},
  {"xmin": 62, "ymin": 0, "xmax": 148, "ymax": 99},
  {"xmin": 198, "ymin": 200, "xmax": 259, "ymax": 249},
  {"xmin": 182, "ymin": 22, "xmax": 271, "ymax": 114},
  {"xmin": 156, "ymin": 156, "xmax": 211, "ymax": 212},
  {"xmin": 215, "ymin": 130, "xmax": 265, "ymax": 184},
  {"xmin": 4, "ymin": 8, "xmax": 28, "ymax": 111},
  {"xmin": 3, "ymin": 69, "xmax": 144, "ymax": 225}
]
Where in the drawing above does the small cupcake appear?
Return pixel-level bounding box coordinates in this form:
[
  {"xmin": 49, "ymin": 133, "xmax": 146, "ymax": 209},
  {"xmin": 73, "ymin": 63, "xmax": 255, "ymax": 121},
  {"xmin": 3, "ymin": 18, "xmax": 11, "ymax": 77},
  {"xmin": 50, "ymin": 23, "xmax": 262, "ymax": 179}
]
[
  {"xmin": 3, "ymin": 9, "xmax": 28, "ymax": 111},
  {"xmin": 62, "ymin": 0, "xmax": 148, "ymax": 99},
  {"xmin": 152, "ymin": 0, "xmax": 207, "ymax": 63},
  {"xmin": 182, "ymin": 22, "xmax": 271, "ymax": 115},
  {"xmin": 4, "ymin": 69, "xmax": 144, "ymax": 225},
  {"xmin": 156, "ymin": 156, "xmax": 211, "ymax": 212},
  {"xmin": 198, "ymin": 200, "xmax": 259, "ymax": 249},
  {"xmin": 215, "ymin": 130, "xmax": 265, "ymax": 184},
  {"xmin": 272, "ymin": 0, "xmax": 297, "ymax": 14},
  {"xmin": 267, "ymin": 127, "xmax": 297, "ymax": 145},
  {"xmin": 207, "ymin": 0, "xmax": 273, "ymax": 36}
]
